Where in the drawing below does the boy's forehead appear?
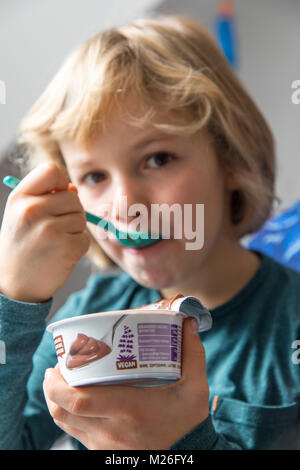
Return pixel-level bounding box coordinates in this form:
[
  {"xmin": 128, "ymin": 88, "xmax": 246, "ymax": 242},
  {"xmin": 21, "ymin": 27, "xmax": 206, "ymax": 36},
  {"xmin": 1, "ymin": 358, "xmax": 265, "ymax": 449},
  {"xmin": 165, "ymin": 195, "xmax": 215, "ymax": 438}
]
[
  {"xmin": 107, "ymin": 94, "xmax": 192, "ymax": 131},
  {"xmin": 60, "ymin": 123, "xmax": 176, "ymax": 165},
  {"xmin": 112, "ymin": 109, "xmax": 175, "ymax": 134},
  {"xmin": 60, "ymin": 100, "xmax": 188, "ymax": 157},
  {"xmin": 59, "ymin": 95, "xmax": 211, "ymax": 168}
]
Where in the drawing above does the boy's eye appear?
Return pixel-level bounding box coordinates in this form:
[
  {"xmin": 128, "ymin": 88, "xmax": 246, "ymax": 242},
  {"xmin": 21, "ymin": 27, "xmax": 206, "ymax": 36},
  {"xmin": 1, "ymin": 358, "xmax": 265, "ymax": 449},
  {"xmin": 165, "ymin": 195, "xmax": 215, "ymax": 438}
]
[
  {"xmin": 81, "ymin": 172, "xmax": 105, "ymax": 185},
  {"xmin": 80, "ymin": 152, "xmax": 175, "ymax": 186},
  {"xmin": 146, "ymin": 152, "xmax": 175, "ymax": 168}
]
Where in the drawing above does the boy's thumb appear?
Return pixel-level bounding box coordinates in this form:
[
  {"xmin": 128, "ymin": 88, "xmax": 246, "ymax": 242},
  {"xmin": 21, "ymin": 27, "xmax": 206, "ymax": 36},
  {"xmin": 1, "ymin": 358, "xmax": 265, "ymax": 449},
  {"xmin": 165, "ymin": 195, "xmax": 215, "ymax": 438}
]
[{"xmin": 181, "ymin": 317, "xmax": 207, "ymax": 383}]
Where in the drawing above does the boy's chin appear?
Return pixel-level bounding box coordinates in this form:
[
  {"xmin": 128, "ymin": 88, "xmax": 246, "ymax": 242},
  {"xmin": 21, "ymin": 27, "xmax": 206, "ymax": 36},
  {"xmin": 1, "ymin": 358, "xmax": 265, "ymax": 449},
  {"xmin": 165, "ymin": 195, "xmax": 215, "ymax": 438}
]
[{"xmin": 126, "ymin": 266, "xmax": 181, "ymax": 291}]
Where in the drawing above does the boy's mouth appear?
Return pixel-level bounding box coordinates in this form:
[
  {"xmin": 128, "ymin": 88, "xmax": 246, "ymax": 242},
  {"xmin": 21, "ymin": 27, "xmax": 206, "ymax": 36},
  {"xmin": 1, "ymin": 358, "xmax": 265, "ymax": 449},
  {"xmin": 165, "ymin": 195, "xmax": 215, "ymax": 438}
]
[{"xmin": 124, "ymin": 237, "xmax": 167, "ymax": 254}]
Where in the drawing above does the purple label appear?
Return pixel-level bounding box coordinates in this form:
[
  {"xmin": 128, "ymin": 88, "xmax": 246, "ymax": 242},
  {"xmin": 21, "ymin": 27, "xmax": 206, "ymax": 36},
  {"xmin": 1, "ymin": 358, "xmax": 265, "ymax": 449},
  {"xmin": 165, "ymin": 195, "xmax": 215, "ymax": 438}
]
[
  {"xmin": 137, "ymin": 323, "xmax": 181, "ymax": 362},
  {"xmin": 117, "ymin": 325, "xmax": 136, "ymax": 361},
  {"xmin": 171, "ymin": 348, "xmax": 178, "ymax": 362}
]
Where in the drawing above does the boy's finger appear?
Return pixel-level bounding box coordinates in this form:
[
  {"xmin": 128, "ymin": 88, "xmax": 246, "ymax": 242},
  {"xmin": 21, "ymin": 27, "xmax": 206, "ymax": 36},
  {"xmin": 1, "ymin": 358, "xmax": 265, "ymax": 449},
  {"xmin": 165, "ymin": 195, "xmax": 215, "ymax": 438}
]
[
  {"xmin": 16, "ymin": 162, "xmax": 69, "ymax": 196},
  {"xmin": 181, "ymin": 317, "xmax": 207, "ymax": 383}
]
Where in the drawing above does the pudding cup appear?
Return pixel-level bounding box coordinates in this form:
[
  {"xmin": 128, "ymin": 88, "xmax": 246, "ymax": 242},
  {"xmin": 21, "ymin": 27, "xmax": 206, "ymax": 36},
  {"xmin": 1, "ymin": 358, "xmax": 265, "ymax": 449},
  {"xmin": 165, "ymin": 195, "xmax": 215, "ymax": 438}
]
[{"xmin": 47, "ymin": 309, "xmax": 186, "ymax": 387}]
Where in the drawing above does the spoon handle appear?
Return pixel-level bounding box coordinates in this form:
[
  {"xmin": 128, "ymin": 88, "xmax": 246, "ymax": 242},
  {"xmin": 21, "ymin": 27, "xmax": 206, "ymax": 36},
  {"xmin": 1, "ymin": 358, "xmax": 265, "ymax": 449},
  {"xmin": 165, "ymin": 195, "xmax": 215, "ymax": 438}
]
[{"xmin": 85, "ymin": 211, "xmax": 117, "ymax": 233}]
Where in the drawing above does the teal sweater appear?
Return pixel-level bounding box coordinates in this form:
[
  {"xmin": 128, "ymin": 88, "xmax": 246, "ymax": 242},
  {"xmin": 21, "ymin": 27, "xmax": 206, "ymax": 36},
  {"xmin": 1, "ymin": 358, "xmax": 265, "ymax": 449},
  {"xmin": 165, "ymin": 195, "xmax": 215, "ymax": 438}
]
[{"xmin": 0, "ymin": 251, "xmax": 300, "ymax": 450}]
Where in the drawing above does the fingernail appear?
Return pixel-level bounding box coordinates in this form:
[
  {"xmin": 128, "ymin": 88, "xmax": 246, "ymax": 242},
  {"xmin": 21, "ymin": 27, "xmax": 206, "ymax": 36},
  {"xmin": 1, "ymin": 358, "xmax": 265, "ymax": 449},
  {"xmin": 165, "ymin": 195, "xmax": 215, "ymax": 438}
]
[
  {"xmin": 68, "ymin": 183, "xmax": 78, "ymax": 193},
  {"xmin": 190, "ymin": 318, "xmax": 199, "ymax": 335}
]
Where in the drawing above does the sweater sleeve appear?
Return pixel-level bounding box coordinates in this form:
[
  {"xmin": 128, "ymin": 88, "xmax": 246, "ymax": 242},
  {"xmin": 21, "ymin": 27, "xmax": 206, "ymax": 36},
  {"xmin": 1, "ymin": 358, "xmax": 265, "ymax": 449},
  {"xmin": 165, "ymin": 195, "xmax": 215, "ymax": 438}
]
[
  {"xmin": 0, "ymin": 271, "xmax": 131, "ymax": 450},
  {"xmin": 170, "ymin": 414, "xmax": 243, "ymax": 450},
  {"xmin": 0, "ymin": 284, "xmax": 96, "ymax": 449},
  {"xmin": 0, "ymin": 293, "xmax": 60, "ymax": 449}
]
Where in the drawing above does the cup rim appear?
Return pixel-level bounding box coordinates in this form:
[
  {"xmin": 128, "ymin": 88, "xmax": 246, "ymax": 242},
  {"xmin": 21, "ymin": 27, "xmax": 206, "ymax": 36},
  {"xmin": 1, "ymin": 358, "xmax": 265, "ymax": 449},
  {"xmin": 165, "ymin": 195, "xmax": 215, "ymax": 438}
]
[{"xmin": 46, "ymin": 309, "xmax": 187, "ymax": 333}]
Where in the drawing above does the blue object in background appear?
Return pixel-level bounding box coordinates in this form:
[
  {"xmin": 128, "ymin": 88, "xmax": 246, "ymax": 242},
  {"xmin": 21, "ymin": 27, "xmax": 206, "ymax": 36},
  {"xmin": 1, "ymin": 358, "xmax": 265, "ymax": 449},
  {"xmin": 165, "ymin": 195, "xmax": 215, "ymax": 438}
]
[
  {"xmin": 246, "ymin": 201, "xmax": 300, "ymax": 273},
  {"xmin": 215, "ymin": 0, "xmax": 238, "ymax": 69},
  {"xmin": 214, "ymin": 3, "xmax": 300, "ymax": 273}
]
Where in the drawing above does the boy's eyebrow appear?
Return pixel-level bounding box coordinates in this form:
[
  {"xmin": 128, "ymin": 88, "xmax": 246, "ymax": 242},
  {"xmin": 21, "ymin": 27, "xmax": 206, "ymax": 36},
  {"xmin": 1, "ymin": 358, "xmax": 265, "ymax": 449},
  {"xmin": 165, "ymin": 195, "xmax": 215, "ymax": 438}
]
[
  {"xmin": 130, "ymin": 132, "xmax": 175, "ymax": 151},
  {"xmin": 65, "ymin": 133, "xmax": 176, "ymax": 169}
]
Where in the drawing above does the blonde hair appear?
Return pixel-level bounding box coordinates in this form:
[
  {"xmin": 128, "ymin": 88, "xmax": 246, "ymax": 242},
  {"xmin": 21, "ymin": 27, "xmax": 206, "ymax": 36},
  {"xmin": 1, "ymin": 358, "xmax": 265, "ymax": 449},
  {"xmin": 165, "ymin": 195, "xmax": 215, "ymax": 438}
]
[{"xmin": 18, "ymin": 15, "xmax": 276, "ymax": 270}]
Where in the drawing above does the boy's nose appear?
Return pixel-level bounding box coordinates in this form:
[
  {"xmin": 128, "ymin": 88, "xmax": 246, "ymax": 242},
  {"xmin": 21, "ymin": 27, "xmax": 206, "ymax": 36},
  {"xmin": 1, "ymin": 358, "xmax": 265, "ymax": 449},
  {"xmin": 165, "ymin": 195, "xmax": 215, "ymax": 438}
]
[{"xmin": 109, "ymin": 180, "xmax": 147, "ymax": 229}]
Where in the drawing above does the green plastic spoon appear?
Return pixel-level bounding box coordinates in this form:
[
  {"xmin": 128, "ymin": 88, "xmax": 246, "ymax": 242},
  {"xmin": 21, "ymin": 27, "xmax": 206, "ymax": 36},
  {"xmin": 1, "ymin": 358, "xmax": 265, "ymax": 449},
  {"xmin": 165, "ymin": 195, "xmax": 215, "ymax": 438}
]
[{"xmin": 2, "ymin": 175, "xmax": 162, "ymax": 248}]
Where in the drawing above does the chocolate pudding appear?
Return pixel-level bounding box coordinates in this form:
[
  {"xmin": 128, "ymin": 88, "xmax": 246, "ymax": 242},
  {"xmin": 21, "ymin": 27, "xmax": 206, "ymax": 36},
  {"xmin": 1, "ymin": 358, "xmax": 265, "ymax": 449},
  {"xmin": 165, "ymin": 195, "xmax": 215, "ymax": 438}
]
[{"xmin": 66, "ymin": 333, "xmax": 111, "ymax": 369}]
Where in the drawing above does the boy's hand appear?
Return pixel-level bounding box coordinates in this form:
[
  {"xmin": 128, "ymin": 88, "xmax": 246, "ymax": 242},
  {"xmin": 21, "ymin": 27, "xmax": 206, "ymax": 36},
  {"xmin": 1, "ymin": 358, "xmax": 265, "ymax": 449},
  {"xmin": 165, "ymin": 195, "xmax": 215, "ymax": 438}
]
[
  {"xmin": 0, "ymin": 162, "xmax": 90, "ymax": 303},
  {"xmin": 43, "ymin": 318, "xmax": 209, "ymax": 450}
]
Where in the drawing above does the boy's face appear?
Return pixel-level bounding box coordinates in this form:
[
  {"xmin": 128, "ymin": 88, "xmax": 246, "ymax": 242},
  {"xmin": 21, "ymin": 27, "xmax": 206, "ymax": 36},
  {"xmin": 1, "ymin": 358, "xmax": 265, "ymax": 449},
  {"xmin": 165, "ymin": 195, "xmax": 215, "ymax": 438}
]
[{"xmin": 60, "ymin": 99, "xmax": 233, "ymax": 290}]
